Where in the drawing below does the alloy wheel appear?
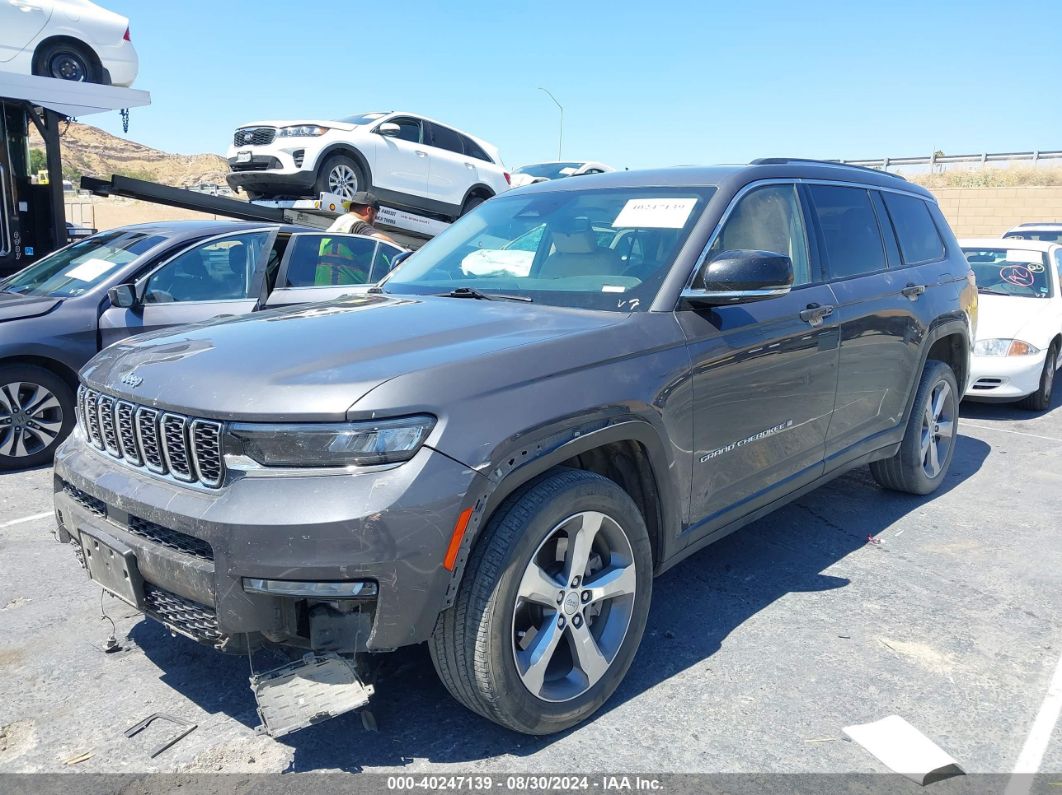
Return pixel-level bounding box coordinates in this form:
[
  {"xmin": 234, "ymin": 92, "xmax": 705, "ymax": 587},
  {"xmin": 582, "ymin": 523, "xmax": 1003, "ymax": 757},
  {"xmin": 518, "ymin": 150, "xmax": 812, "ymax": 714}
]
[
  {"xmin": 511, "ymin": 510, "xmax": 637, "ymax": 703},
  {"xmin": 0, "ymin": 381, "xmax": 64, "ymax": 458},
  {"xmin": 920, "ymin": 379, "xmax": 955, "ymax": 478},
  {"xmin": 328, "ymin": 164, "xmax": 359, "ymax": 199}
]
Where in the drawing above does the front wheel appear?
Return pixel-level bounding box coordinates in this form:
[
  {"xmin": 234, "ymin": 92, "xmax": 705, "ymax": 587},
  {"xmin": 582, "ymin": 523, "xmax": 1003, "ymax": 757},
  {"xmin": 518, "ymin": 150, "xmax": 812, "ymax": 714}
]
[
  {"xmin": 313, "ymin": 154, "xmax": 366, "ymax": 201},
  {"xmin": 1017, "ymin": 342, "xmax": 1058, "ymax": 411},
  {"xmin": 870, "ymin": 360, "xmax": 959, "ymax": 495},
  {"xmin": 429, "ymin": 469, "xmax": 653, "ymax": 735},
  {"xmin": 0, "ymin": 365, "xmax": 75, "ymax": 471}
]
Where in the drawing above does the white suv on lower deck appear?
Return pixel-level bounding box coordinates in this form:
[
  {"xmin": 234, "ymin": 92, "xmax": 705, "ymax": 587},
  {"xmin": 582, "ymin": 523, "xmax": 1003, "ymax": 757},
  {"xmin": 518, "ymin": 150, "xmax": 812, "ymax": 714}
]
[{"xmin": 225, "ymin": 111, "xmax": 511, "ymax": 220}]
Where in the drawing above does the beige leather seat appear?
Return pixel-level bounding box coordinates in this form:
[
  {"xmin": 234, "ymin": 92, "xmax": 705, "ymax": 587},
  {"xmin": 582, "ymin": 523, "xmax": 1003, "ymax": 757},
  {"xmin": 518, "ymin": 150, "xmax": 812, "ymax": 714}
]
[{"xmin": 539, "ymin": 226, "xmax": 625, "ymax": 279}]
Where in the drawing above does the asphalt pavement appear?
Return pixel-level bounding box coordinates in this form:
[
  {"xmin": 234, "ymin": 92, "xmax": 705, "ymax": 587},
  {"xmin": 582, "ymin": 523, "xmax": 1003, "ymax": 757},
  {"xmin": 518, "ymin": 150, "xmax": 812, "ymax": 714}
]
[{"xmin": 0, "ymin": 394, "xmax": 1060, "ymax": 779}]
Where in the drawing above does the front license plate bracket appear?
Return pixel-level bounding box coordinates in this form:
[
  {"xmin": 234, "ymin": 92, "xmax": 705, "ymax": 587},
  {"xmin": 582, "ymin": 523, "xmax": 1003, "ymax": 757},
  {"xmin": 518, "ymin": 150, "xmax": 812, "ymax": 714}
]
[{"xmin": 80, "ymin": 528, "xmax": 145, "ymax": 609}]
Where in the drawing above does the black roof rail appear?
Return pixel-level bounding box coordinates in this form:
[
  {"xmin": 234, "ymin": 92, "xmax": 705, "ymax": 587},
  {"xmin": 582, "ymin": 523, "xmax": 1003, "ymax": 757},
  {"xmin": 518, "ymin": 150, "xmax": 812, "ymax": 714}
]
[{"xmin": 749, "ymin": 158, "xmax": 908, "ymax": 182}]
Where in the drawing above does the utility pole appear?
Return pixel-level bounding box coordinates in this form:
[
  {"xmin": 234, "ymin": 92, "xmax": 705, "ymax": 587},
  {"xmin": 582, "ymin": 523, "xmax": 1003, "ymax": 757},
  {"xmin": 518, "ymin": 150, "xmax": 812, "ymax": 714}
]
[{"xmin": 538, "ymin": 87, "xmax": 563, "ymax": 160}]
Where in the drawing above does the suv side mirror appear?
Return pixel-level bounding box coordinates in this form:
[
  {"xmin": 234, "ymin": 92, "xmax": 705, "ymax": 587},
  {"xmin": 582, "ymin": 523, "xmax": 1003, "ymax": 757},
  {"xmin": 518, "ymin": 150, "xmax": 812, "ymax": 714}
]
[
  {"xmin": 681, "ymin": 249, "xmax": 793, "ymax": 307},
  {"xmin": 377, "ymin": 122, "xmax": 401, "ymax": 137},
  {"xmin": 107, "ymin": 283, "xmax": 138, "ymax": 309}
]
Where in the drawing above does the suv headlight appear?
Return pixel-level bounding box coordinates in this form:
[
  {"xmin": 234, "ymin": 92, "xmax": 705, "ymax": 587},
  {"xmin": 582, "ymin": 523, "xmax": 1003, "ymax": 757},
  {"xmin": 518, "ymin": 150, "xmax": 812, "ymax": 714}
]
[
  {"xmin": 276, "ymin": 125, "xmax": 329, "ymax": 138},
  {"xmin": 226, "ymin": 415, "xmax": 435, "ymax": 467},
  {"xmin": 973, "ymin": 338, "xmax": 1040, "ymax": 357}
]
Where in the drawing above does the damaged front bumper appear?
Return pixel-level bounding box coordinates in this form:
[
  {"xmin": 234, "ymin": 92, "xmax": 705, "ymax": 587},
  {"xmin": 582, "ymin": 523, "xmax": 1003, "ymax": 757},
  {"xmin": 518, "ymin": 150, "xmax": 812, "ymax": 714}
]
[{"xmin": 53, "ymin": 432, "xmax": 480, "ymax": 655}]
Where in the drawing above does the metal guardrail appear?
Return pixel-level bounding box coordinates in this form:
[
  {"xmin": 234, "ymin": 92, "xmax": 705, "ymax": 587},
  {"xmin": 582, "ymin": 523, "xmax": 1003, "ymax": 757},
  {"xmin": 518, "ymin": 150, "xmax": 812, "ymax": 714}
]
[{"xmin": 833, "ymin": 150, "xmax": 1062, "ymax": 169}]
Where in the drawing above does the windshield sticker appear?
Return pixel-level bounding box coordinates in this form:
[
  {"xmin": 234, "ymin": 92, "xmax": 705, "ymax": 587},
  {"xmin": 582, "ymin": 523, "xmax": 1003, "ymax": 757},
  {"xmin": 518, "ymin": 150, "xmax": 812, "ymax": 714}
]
[
  {"xmin": 65, "ymin": 258, "xmax": 120, "ymax": 282},
  {"xmin": 601, "ymin": 285, "xmax": 627, "ymax": 293},
  {"xmin": 1000, "ymin": 265, "xmax": 1034, "ymax": 287},
  {"xmin": 700, "ymin": 419, "xmax": 794, "ymax": 463},
  {"xmin": 613, "ymin": 198, "xmax": 697, "ymax": 229},
  {"xmin": 1005, "ymin": 250, "xmax": 1044, "ymax": 264}
]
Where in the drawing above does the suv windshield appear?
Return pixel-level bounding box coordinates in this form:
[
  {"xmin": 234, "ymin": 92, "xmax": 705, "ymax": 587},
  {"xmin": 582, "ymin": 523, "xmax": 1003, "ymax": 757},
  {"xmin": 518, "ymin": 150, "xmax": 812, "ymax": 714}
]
[
  {"xmin": 515, "ymin": 162, "xmax": 585, "ymax": 179},
  {"xmin": 0, "ymin": 230, "xmax": 164, "ymax": 298},
  {"xmin": 382, "ymin": 187, "xmax": 714, "ymax": 311},
  {"xmin": 339, "ymin": 112, "xmax": 387, "ymax": 125},
  {"xmin": 963, "ymin": 247, "xmax": 1053, "ymax": 298}
]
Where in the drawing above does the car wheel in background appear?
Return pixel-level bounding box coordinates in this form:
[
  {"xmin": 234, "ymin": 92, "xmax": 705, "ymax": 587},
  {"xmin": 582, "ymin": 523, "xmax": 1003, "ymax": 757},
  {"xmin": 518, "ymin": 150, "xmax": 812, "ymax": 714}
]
[
  {"xmin": 34, "ymin": 41, "xmax": 100, "ymax": 83},
  {"xmin": 314, "ymin": 155, "xmax": 366, "ymax": 201},
  {"xmin": 1017, "ymin": 342, "xmax": 1059, "ymax": 412},
  {"xmin": 0, "ymin": 365, "xmax": 75, "ymax": 471},
  {"xmin": 870, "ymin": 360, "xmax": 959, "ymax": 495},
  {"xmin": 460, "ymin": 194, "xmax": 487, "ymax": 217},
  {"xmin": 430, "ymin": 468, "xmax": 653, "ymax": 735}
]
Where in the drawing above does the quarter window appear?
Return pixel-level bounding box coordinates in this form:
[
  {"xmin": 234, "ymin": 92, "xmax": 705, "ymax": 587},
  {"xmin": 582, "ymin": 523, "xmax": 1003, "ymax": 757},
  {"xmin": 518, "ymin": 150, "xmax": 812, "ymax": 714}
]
[
  {"xmin": 461, "ymin": 135, "xmax": 492, "ymax": 162},
  {"xmin": 808, "ymin": 185, "xmax": 887, "ymax": 279},
  {"xmin": 882, "ymin": 192, "xmax": 945, "ymax": 265},
  {"xmin": 143, "ymin": 231, "xmax": 267, "ymax": 303},
  {"xmin": 710, "ymin": 184, "xmax": 811, "ymax": 285}
]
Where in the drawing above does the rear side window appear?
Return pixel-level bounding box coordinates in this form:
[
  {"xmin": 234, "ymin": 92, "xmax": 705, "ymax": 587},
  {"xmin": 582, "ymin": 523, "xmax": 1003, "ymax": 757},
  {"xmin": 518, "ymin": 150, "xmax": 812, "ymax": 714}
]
[
  {"xmin": 807, "ymin": 185, "xmax": 886, "ymax": 279},
  {"xmin": 428, "ymin": 123, "xmax": 463, "ymax": 154},
  {"xmin": 882, "ymin": 192, "xmax": 945, "ymax": 264},
  {"xmin": 461, "ymin": 135, "xmax": 492, "ymax": 162}
]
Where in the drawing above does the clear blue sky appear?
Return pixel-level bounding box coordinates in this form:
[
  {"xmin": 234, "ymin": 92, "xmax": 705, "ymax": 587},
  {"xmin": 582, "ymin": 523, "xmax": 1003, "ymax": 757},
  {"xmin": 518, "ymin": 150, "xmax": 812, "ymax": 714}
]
[{"xmin": 91, "ymin": 0, "xmax": 1062, "ymax": 170}]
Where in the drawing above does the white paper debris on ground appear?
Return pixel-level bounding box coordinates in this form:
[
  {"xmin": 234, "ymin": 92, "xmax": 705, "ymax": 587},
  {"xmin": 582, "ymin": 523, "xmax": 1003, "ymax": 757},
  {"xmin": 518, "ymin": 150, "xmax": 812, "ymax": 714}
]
[{"xmin": 843, "ymin": 715, "xmax": 964, "ymax": 785}]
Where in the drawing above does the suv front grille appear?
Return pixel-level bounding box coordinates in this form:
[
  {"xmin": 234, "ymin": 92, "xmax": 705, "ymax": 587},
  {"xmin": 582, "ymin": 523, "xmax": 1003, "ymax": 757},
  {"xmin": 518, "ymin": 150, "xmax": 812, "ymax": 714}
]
[
  {"xmin": 128, "ymin": 515, "xmax": 214, "ymax": 561},
  {"xmin": 143, "ymin": 583, "xmax": 223, "ymax": 646},
  {"xmin": 64, "ymin": 482, "xmax": 105, "ymax": 516},
  {"xmin": 77, "ymin": 387, "xmax": 225, "ymax": 488},
  {"xmin": 233, "ymin": 126, "xmax": 275, "ymax": 146}
]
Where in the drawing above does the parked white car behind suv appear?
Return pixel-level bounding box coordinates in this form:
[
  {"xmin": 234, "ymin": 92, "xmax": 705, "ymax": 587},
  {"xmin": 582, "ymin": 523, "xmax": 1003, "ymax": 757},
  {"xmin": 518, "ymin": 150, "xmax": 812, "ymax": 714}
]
[
  {"xmin": 0, "ymin": 0, "xmax": 137, "ymax": 86},
  {"xmin": 226, "ymin": 111, "xmax": 510, "ymax": 220},
  {"xmin": 962, "ymin": 237, "xmax": 1062, "ymax": 410}
]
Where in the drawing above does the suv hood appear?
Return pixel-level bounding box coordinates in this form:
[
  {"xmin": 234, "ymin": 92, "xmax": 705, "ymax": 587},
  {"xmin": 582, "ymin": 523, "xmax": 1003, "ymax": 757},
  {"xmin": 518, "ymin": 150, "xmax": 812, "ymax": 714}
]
[
  {"xmin": 237, "ymin": 119, "xmax": 358, "ymax": 132},
  {"xmin": 0, "ymin": 292, "xmax": 61, "ymax": 322},
  {"xmin": 976, "ymin": 294, "xmax": 1062, "ymax": 346},
  {"xmin": 81, "ymin": 295, "xmax": 626, "ymax": 421}
]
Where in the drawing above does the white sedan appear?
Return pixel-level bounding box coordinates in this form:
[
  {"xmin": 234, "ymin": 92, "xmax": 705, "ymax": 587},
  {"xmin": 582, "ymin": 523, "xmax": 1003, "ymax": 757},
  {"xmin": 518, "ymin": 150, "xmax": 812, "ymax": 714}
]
[
  {"xmin": 0, "ymin": 0, "xmax": 138, "ymax": 86},
  {"xmin": 962, "ymin": 238, "xmax": 1062, "ymax": 410}
]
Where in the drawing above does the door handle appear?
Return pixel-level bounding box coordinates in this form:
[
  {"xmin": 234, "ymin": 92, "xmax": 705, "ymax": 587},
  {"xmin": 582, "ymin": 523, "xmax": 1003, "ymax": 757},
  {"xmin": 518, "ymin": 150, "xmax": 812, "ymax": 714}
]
[
  {"xmin": 799, "ymin": 303, "xmax": 834, "ymax": 326},
  {"xmin": 902, "ymin": 283, "xmax": 926, "ymax": 300},
  {"xmin": 415, "ymin": 150, "xmax": 428, "ymax": 157},
  {"xmin": 465, "ymin": 162, "xmax": 475, "ymax": 169}
]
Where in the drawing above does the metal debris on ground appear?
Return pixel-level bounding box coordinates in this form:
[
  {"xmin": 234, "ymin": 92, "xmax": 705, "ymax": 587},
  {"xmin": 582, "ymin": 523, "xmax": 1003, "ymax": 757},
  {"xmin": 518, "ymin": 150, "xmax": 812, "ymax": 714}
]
[{"xmin": 124, "ymin": 713, "xmax": 198, "ymax": 758}]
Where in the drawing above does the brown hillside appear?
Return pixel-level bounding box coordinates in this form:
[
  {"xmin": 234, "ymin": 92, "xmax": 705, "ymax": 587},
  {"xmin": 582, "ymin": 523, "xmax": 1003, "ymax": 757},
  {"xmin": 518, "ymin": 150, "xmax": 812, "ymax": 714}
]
[{"xmin": 29, "ymin": 121, "xmax": 229, "ymax": 188}]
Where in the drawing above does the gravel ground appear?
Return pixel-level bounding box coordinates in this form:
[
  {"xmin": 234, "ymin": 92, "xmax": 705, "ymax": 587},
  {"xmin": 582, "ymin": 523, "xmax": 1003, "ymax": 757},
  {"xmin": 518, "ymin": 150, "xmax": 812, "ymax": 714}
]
[{"xmin": 0, "ymin": 395, "xmax": 1059, "ymax": 778}]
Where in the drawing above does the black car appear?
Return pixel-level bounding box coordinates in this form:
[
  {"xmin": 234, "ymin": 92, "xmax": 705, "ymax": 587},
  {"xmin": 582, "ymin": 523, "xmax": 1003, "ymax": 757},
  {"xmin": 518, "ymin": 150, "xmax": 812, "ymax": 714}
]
[
  {"xmin": 54, "ymin": 160, "xmax": 976, "ymax": 736},
  {"xmin": 0, "ymin": 220, "xmax": 404, "ymax": 469}
]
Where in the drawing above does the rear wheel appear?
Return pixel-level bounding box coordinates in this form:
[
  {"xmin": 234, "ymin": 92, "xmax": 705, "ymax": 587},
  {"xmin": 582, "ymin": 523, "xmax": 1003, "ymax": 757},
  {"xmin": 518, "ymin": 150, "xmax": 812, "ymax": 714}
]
[
  {"xmin": 460, "ymin": 194, "xmax": 488, "ymax": 217},
  {"xmin": 0, "ymin": 365, "xmax": 75, "ymax": 471},
  {"xmin": 314, "ymin": 154, "xmax": 366, "ymax": 201},
  {"xmin": 429, "ymin": 469, "xmax": 652, "ymax": 735},
  {"xmin": 870, "ymin": 360, "xmax": 958, "ymax": 495},
  {"xmin": 1017, "ymin": 342, "xmax": 1058, "ymax": 411},
  {"xmin": 34, "ymin": 42, "xmax": 100, "ymax": 83}
]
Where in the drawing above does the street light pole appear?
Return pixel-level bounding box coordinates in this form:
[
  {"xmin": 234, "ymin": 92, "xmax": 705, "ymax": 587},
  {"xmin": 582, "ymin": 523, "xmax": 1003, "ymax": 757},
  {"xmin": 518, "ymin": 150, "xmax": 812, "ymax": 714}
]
[{"xmin": 538, "ymin": 87, "xmax": 563, "ymax": 160}]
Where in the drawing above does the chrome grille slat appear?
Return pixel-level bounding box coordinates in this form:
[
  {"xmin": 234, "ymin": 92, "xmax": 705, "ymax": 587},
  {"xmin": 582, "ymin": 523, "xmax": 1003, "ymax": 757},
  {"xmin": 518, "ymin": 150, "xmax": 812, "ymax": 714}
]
[
  {"xmin": 97, "ymin": 395, "xmax": 120, "ymax": 456},
  {"xmin": 161, "ymin": 413, "xmax": 193, "ymax": 482},
  {"xmin": 76, "ymin": 389, "xmax": 224, "ymax": 488},
  {"xmin": 115, "ymin": 401, "xmax": 140, "ymax": 464}
]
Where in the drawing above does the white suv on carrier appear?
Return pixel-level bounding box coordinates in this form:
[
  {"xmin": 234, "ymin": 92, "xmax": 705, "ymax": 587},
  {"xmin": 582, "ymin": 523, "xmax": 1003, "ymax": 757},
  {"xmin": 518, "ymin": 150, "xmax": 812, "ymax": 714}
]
[{"xmin": 226, "ymin": 111, "xmax": 510, "ymax": 220}]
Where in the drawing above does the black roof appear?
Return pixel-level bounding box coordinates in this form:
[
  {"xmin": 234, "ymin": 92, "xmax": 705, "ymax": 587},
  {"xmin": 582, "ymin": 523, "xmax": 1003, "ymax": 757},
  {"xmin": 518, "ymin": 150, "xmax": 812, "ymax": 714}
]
[{"xmin": 514, "ymin": 160, "xmax": 935, "ymax": 200}]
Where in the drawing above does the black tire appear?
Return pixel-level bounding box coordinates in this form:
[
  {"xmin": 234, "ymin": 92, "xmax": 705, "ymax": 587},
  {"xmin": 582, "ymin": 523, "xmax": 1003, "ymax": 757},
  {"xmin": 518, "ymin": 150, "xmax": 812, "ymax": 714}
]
[
  {"xmin": 313, "ymin": 154, "xmax": 366, "ymax": 201},
  {"xmin": 33, "ymin": 41, "xmax": 100, "ymax": 83},
  {"xmin": 460, "ymin": 194, "xmax": 488, "ymax": 217},
  {"xmin": 1016, "ymin": 343, "xmax": 1058, "ymax": 411},
  {"xmin": 870, "ymin": 360, "xmax": 959, "ymax": 495},
  {"xmin": 429, "ymin": 468, "xmax": 653, "ymax": 735},
  {"xmin": 0, "ymin": 364, "xmax": 76, "ymax": 471}
]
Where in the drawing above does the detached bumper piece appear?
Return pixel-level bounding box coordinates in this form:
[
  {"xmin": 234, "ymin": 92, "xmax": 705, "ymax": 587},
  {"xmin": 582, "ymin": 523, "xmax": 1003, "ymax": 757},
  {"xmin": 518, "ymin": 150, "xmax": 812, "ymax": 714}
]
[{"xmin": 251, "ymin": 653, "xmax": 373, "ymax": 738}]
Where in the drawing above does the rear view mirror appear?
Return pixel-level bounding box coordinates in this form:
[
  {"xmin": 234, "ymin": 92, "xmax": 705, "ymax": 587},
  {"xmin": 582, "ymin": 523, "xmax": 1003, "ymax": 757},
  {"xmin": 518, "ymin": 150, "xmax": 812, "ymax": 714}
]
[
  {"xmin": 377, "ymin": 122, "xmax": 401, "ymax": 137},
  {"xmin": 681, "ymin": 249, "xmax": 793, "ymax": 307},
  {"xmin": 107, "ymin": 284, "xmax": 138, "ymax": 309}
]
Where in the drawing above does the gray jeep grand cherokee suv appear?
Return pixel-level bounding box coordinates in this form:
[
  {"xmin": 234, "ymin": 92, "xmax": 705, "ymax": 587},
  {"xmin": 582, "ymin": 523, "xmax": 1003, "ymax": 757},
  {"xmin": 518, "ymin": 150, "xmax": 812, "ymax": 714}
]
[{"xmin": 53, "ymin": 160, "xmax": 976, "ymax": 736}]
